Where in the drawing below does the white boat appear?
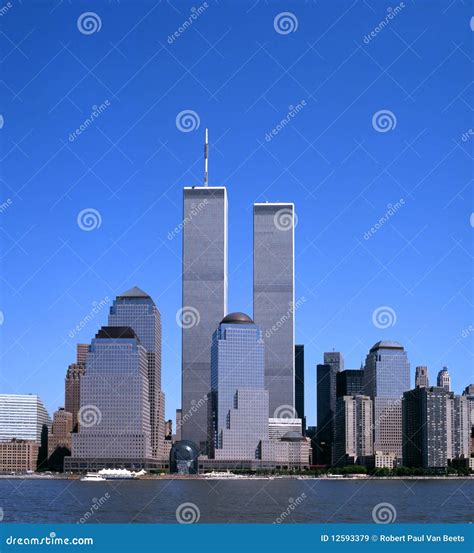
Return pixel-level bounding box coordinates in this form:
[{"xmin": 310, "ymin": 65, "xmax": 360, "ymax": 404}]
[
  {"xmin": 98, "ymin": 468, "xmax": 145, "ymax": 480},
  {"xmin": 81, "ymin": 472, "xmax": 105, "ymax": 482},
  {"xmin": 203, "ymin": 470, "xmax": 246, "ymax": 479}
]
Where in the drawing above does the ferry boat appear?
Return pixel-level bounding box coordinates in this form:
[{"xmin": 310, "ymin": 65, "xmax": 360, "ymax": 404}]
[
  {"xmin": 203, "ymin": 470, "xmax": 246, "ymax": 480},
  {"xmin": 80, "ymin": 473, "xmax": 106, "ymax": 482}
]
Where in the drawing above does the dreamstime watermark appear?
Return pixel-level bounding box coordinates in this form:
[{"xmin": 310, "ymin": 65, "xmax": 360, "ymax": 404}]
[
  {"xmin": 178, "ymin": 395, "xmax": 208, "ymax": 429},
  {"xmin": 274, "ymin": 12, "xmax": 298, "ymax": 35},
  {"xmin": 0, "ymin": 507, "xmax": 4, "ymax": 522},
  {"xmin": 461, "ymin": 128, "xmax": 474, "ymax": 142},
  {"xmin": 0, "ymin": 311, "xmax": 4, "ymax": 326},
  {"xmin": 363, "ymin": 198, "xmax": 405, "ymax": 240},
  {"xmin": 168, "ymin": 199, "xmax": 209, "ymax": 240},
  {"xmin": 372, "ymin": 306, "xmax": 397, "ymax": 329},
  {"xmin": 372, "ymin": 109, "xmax": 397, "ymax": 132},
  {"xmin": 176, "ymin": 306, "xmax": 201, "ymax": 329},
  {"xmin": 176, "ymin": 110, "xmax": 200, "ymax": 132},
  {"xmin": 77, "ymin": 12, "xmax": 102, "ymax": 35},
  {"xmin": 265, "ymin": 100, "xmax": 306, "ymax": 142},
  {"xmin": 0, "ymin": 114, "xmax": 4, "ymax": 129},
  {"xmin": 274, "ymin": 493, "xmax": 307, "ymax": 523},
  {"xmin": 68, "ymin": 297, "xmax": 110, "ymax": 339},
  {"xmin": 78, "ymin": 493, "xmax": 110, "ymax": 524},
  {"xmin": 363, "ymin": 3, "xmax": 406, "ymax": 44},
  {"xmin": 372, "ymin": 502, "xmax": 397, "ymax": 523},
  {"xmin": 265, "ymin": 297, "xmax": 307, "ymax": 339},
  {"xmin": 68, "ymin": 101, "xmax": 111, "ymax": 142},
  {"xmin": 167, "ymin": 3, "xmax": 209, "ymax": 44},
  {"xmin": 273, "ymin": 207, "xmax": 298, "ymax": 231},
  {"xmin": 0, "ymin": 198, "xmax": 13, "ymax": 214},
  {"xmin": 461, "ymin": 325, "xmax": 474, "ymax": 338},
  {"xmin": 176, "ymin": 502, "xmax": 200, "ymax": 524},
  {"xmin": 0, "ymin": 2, "xmax": 13, "ymax": 17},
  {"xmin": 78, "ymin": 405, "xmax": 102, "ymax": 428},
  {"xmin": 470, "ymin": 213, "xmax": 474, "ymax": 228},
  {"xmin": 77, "ymin": 208, "xmax": 102, "ymax": 231},
  {"xmin": 273, "ymin": 404, "xmax": 298, "ymax": 419}
]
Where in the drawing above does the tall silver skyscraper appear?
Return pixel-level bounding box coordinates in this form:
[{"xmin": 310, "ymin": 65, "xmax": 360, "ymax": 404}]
[
  {"xmin": 364, "ymin": 341, "xmax": 410, "ymax": 460},
  {"xmin": 108, "ymin": 287, "xmax": 164, "ymax": 459},
  {"xmin": 181, "ymin": 186, "xmax": 228, "ymax": 451},
  {"xmin": 253, "ymin": 202, "xmax": 295, "ymax": 416}
]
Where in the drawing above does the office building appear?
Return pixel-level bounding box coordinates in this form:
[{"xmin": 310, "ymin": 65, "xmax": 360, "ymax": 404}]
[
  {"xmin": 253, "ymin": 202, "xmax": 295, "ymax": 416},
  {"xmin": 209, "ymin": 313, "xmax": 268, "ymax": 460},
  {"xmin": 175, "ymin": 409, "xmax": 182, "ymax": 442},
  {"xmin": 315, "ymin": 353, "xmax": 345, "ymax": 465},
  {"xmin": 71, "ymin": 326, "xmax": 152, "ymax": 463},
  {"xmin": 415, "ymin": 366, "xmax": 429, "ymax": 388},
  {"xmin": 0, "ymin": 394, "xmax": 51, "ymax": 443},
  {"xmin": 76, "ymin": 343, "xmax": 88, "ymax": 366},
  {"xmin": 48, "ymin": 408, "xmax": 73, "ymax": 457},
  {"xmin": 437, "ymin": 367, "xmax": 451, "ymax": 391},
  {"xmin": 108, "ymin": 287, "xmax": 165, "ymax": 459},
  {"xmin": 333, "ymin": 395, "xmax": 373, "ymax": 466},
  {"xmin": 0, "ymin": 439, "xmax": 39, "ymax": 473},
  {"xmin": 364, "ymin": 341, "xmax": 410, "ymax": 461},
  {"xmin": 403, "ymin": 387, "xmax": 470, "ymax": 468},
  {"xmin": 182, "ymin": 186, "xmax": 228, "ymax": 452},
  {"xmin": 268, "ymin": 418, "xmax": 302, "ymax": 440},
  {"xmin": 295, "ymin": 345, "xmax": 305, "ymax": 432},
  {"xmin": 65, "ymin": 363, "xmax": 85, "ymax": 432},
  {"xmin": 336, "ymin": 369, "xmax": 364, "ymax": 397}
]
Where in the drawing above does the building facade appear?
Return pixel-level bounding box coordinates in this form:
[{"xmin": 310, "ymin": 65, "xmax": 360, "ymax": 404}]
[
  {"xmin": 336, "ymin": 369, "xmax": 364, "ymax": 398},
  {"xmin": 48, "ymin": 408, "xmax": 73, "ymax": 458},
  {"xmin": 71, "ymin": 326, "xmax": 152, "ymax": 462},
  {"xmin": 108, "ymin": 287, "xmax": 165, "ymax": 459},
  {"xmin": 182, "ymin": 186, "xmax": 228, "ymax": 452},
  {"xmin": 253, "ymin": 202, "xmax": 295, "ymax": 416},
  {"xmin": 209, "ymin": 313, "xmax": 268, "ymax": 460},
  {"xmin": 437, "ymin": 367, "xmax": 451, "ymax": 391},
  {"xmin": 0, "ymin": 394, "xmax": 51, "ymax": 443},
  {"xmin": 295, "ymin": 344, "xmax": 305, "ymax": 432},
  {"xmin": 333, "ymin": 395, "xmax": 373, "ymax": 467},
  {"xmin": 0, "ymin": 440, "xmax": 39, "ymax": 473},
  {"xmin": 364, "ymin": 341, "xmax": 410, "ymax": 460}
]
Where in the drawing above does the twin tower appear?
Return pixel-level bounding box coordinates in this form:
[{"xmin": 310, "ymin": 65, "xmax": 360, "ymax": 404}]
[{"xmin": 181, "ymin": 186, "xmax": 296, "ymax": 452}]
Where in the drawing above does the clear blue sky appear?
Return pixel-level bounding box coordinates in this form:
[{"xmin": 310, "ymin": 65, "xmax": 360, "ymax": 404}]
[{"xmin": 1, "ymin": 1, "xmax": 472, "ymax": 426}]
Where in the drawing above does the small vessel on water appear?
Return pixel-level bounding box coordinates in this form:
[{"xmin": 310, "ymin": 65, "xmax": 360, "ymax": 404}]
[
  {"xmin": 203, "ymin": 470, "xmax": 246, "ymax": 480},
  {"xmin": 80, "ymin": 469, "xmax": 146, "ymax": 481},
  {"xmin": 80, "ymin": 473, "xmax": 106, "ymax": 482}
]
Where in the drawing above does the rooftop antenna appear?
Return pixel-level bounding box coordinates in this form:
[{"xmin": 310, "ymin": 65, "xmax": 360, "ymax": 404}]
[{"xmin": 204, "ymin": 127, "xmax": 209, "ymax": 186}]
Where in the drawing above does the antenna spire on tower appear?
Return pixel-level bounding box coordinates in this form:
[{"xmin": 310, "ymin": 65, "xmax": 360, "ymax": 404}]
[{"xmin": 204, "ymin": 127, "xmax": 209, "ymax": 186}]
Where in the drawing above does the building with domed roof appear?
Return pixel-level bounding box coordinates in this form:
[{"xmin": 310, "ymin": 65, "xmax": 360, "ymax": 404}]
[{"xmin": 363, "ymin": 340, "xmax": 410, "ymax": 465}]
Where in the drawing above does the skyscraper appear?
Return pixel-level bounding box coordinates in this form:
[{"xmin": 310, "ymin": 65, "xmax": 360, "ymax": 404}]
[
  {"xmin": 295, "ymin": 345, "xmax": 305, "ymax": 432},
  {"xmin": 108, "ymin": 287, "xmax": 164, "ymax": 459},
  {"xmin": 403, "ymin": 386, "xmax": 470, "ymax": 468},
  {"xmin": 0, "ymin": 394, "xmax": 51, "ymax": 443},
  {"xmin": 71, "ymin": 326, "xmax": 152, "ymax": 464},
  {"xmin": 437, "ymin": 367, "xmax": 451, "ymax": 391},
  {"xmin": 333, "ymin": 395, "xmax": 373, "ymax": 467},
  {"xmin": 209, "ymin": 313, "xmax": 268, "ymax": 460},
  {"xmin": 364, "ymin": 341, "xmax": 410, "ymax": 461},
  {"xmin": 336, "ymin": 369, "xmax": 364, "ymax": 397},
  {"xmin": 315, "ymin": 352, "xmax": 344, "ymax": 465},
  {"xmin": 253, "ymin": 202, "xmax": 295, "ymax": 416},
  {"xmin": 182, "ymin": 186, "xmax": 228, "ymax": 451},
  {"xmin": 415, "ymin": 366, "xmax": 429, "ymax": 388},
  {"xmin": 65, "ymin": 363, "xmax": 85, "ymax": 432}
]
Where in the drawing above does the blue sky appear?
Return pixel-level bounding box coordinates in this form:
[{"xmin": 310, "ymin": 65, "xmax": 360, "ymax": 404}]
[{"xmin": 1, "ymin": 0, "xmax": 472, "ymax": 425}]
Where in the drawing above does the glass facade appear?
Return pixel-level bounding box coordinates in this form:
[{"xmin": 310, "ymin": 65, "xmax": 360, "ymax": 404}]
[
  {"xmin": 364, "ymin": 341, "xmax": 410, "ymax": 458},
  {"xmin": 182, "ymin": 187, "xmax": 228, "ymax": 452},
  {"xmin": 253, "ymin": 203, "xmax": 294, "ymax": 416},
  {"xmin": 210, "ymin": 320, "xmax": 268, "ymax": 460},
  {"xmin": 72, "ymin": 327, "xmax": 152, "ymax": 460},
  {"xmin": 294, "ymin": 345, "xmax": 305, "ymax": 428},
  {"xmin": 108, "ymin": 288, "xmax": 164, "ymax": 459},
  {"xmin": 0, "ymin": 394, "xmax": 51, "ymax": 443}
]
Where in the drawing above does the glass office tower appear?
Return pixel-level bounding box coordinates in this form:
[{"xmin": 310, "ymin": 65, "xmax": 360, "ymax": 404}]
[
  {"xmin": 72, "ymin": 326, "xmax": 152, "ymax": 460},
  {"xmin": 0, "ymin": 394, "xmax": 51, "ymax": 443},
  {"xmin": 209, "ymin": 312, "xmax": 268, "ymax": 460},
  {"xmin": 182, "ymin": 186, "xmax": 228, "ymax": 452},
  {"xmin": 108, "ymin": 287, "xmax": 164, "ymax": 459},
  {"xmin": 253, "ymin": 202, "xmax": 295, "ymax": 416},
  {"xmin": 364, "ymin": 341, "xmax": 410, "ymax": 459}
]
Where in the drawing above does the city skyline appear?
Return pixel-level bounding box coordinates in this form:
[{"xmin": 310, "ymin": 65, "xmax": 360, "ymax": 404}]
[{"xmin": 1, "ymin": 2, "xmax": 471, "ymax": 428}]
